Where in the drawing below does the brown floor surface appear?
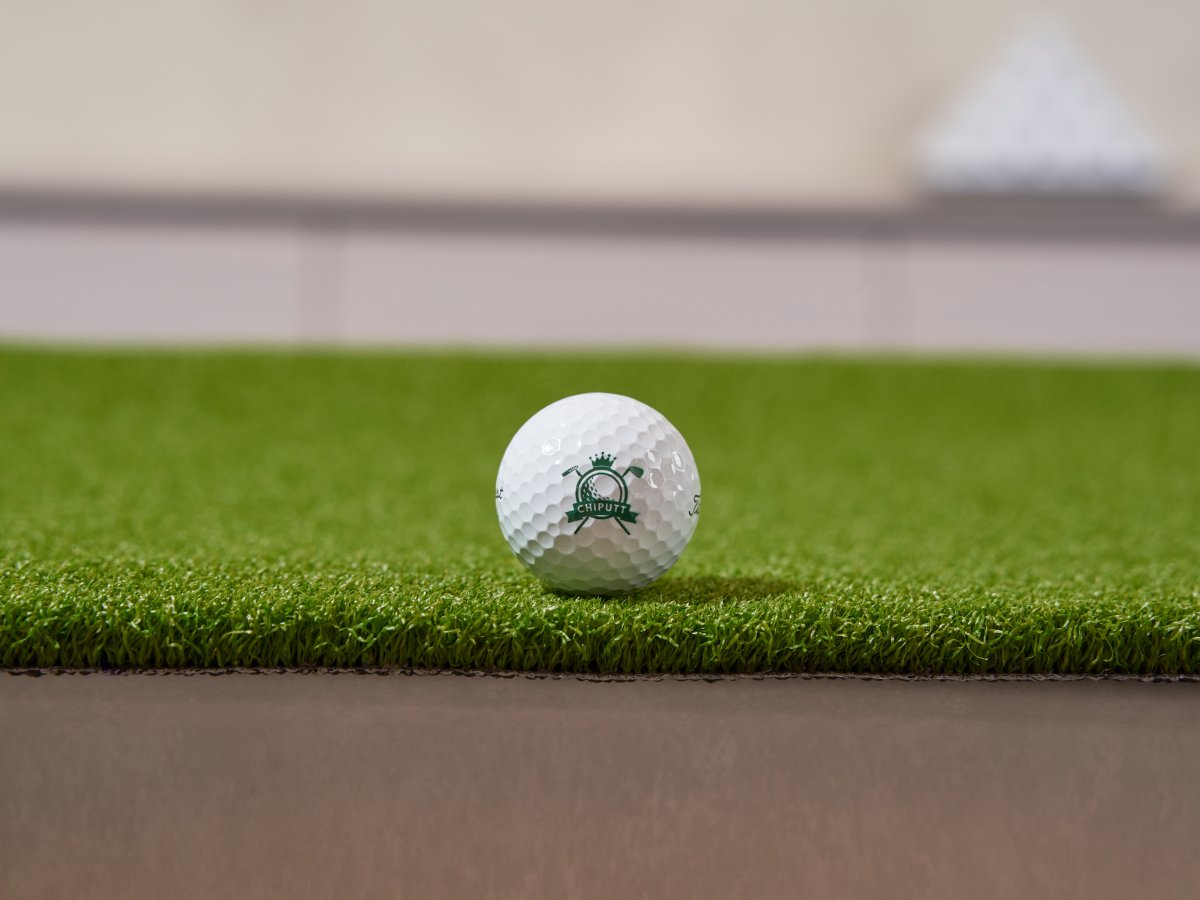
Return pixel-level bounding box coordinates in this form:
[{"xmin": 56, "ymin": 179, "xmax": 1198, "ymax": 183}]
[{"xmin": 2, "ymin": 673, "xmax": 1198, "ymax": 899}]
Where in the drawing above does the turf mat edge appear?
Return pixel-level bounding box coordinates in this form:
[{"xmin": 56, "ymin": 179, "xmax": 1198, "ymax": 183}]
[{"xmin": 3, "ymin": 561, "xmax": 1197, "ymax": 674}]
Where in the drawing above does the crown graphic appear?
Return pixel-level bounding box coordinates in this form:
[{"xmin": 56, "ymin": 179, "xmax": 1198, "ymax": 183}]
[{"xmin": 589, "ymin": 452, "xmax": 616, "ymax": 469}]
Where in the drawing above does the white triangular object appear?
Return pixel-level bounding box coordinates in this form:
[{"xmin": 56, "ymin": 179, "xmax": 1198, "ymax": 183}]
[{"xmin": 918, "ymin": 17, "xmax": 1164, "ymax": 195}]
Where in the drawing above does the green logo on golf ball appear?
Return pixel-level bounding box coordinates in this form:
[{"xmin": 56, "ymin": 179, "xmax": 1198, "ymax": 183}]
[{"xmin": 562, "ymin": 453, "xmax": 643, "ymax": 535}]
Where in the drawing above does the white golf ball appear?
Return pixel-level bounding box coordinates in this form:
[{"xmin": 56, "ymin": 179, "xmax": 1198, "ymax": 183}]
[{"xmin": 496, "ymin": 393, "xmax": 701, "ymax": 594}]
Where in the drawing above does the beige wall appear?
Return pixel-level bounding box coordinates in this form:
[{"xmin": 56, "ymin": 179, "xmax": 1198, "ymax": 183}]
[{"xmin": 1, "ymin": 1, "xmax": 1197, "ymax": 208}]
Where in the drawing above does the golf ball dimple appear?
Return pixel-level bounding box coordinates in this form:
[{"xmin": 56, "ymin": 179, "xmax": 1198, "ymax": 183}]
[{"xmin": 496, "ymin": 393, "xmax": 701, "ymax": 594}]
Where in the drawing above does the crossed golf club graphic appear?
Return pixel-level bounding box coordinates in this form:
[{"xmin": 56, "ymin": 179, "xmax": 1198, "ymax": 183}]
[{"xmin": 562, "ymin": 453, "xmax": 644, "ymax": 534}]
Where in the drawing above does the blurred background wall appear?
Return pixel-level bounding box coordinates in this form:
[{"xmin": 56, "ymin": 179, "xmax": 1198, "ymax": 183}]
[{"xmin": 1, "ymin": 0, "xmax": 1197, "ymax": 352}]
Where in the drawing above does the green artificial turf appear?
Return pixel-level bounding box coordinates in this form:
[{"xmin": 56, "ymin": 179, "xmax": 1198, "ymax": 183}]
[{"xmin": 1, "ymin": 347, "xmax": 1198, "ymax": 674}]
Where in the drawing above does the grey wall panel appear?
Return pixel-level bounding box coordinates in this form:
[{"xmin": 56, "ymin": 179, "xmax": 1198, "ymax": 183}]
[
  {"xmin": 340, "ymin": 231, "xmax": 868, "ymax": 348},
  {"xmin": 0, "ymin": 221, "xmax": 302, "ymax": 342},
  {"xmin": 906, "ymin": 239, "xmax": 1200, "ymax": 355},
  {"xmin": 0, "ymin": 210, "xmax": 1197, "ymax": 355}
]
